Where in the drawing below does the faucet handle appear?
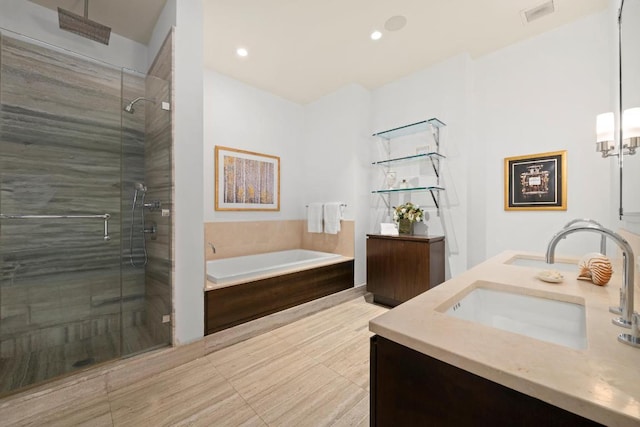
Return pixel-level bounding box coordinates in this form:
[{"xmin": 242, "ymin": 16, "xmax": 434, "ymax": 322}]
[{"xmin": 618, "ymin": 312, "xmax": 640, "ymax": 348}]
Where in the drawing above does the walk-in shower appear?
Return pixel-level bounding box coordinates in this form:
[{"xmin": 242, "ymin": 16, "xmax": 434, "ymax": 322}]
[{"xmin": 0, "ymin": 28, "xmax": 173, "ymax": 395}]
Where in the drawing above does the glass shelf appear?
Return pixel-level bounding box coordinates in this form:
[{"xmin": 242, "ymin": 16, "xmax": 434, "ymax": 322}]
[
  {"xmin": 372, "ymin": 186, "xmax": 444, "ymax": 209},
  {"xmin": 371, "ymin": 186, "xmax": 445, "ymax": 194},
  {"xmin": 372, "ymin": 152, "xmax": 445, "ymax": 166},
  {"xmin": 373, "ymin": 118, "xmax": 446, "ymax": 140}
]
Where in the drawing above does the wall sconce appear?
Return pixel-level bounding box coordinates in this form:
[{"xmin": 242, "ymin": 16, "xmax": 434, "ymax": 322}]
[
  {"xmin": 623, "ymin": 107, "xmax": 640, "ymax": 155},
  {"xmin": 596, "ymin": 108, "xmax": 640, "ymax": 157},
  {"xmin": 596, "ymin": 112, "xmax": 615, "ymax": 157}
]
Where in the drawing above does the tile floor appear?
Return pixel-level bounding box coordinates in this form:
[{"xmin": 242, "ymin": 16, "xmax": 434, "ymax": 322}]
[{"xmin": 6, "ymin": 296, "xmax": 387, "ymax": 426}]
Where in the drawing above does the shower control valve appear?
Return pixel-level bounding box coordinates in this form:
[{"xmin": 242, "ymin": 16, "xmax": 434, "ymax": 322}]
[
  {"xmin": 144, "ymin": 200, "xmax": 161, "ymax": 211},
  {"xmin": 144, "ymin": 222, "xmax": 158, "ymax": 240}
]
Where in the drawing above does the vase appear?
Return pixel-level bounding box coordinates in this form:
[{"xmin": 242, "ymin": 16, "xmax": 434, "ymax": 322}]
[{"xmin": 398, "ymin": 218, "xmax": 413, "ymax": 235}]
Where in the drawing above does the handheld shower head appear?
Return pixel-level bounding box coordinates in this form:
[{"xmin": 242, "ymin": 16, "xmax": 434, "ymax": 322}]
[
  {"xmin": 124, "ymin": 97, "xmax": 156, "ymax": 114},
  {"xmin": 132, "ymin": 182, "xmax": 146, "ymax": 207}
]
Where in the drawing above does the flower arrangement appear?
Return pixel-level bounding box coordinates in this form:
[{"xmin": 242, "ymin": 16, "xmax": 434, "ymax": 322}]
[{"xmin": 393, "ymin": 202, "xmax": 424, "ymax": 223}]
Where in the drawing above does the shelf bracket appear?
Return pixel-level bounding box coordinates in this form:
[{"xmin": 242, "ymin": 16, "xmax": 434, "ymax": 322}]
[
  {"xmin": 428, "ymin": 156, "xmax": 440, "ymax": 178},
  {"xmin": 429, "ymin": 189, "xmax": 440, "ymax": 210}
]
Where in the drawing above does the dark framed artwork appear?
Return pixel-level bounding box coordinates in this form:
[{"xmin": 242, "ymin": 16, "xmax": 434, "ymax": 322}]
[
  {"xmin": 215, "ymin": 146, "xmax": 280, "ymax": 211},
  {"xmin": 504, "ymin": 150, "xmax": 567, "ymax": 211}
]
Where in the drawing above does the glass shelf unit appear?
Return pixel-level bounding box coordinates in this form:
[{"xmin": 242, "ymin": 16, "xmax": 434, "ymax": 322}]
[
  {"xmin": 372, "ymin": 118, "xmax": 446, "ymax": 140},
  {"xmin": 372, "ymin": 117, "xmax": 446, "ymax": 214}
]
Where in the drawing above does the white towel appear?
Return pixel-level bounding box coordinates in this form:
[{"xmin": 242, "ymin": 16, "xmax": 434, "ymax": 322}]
[
  {"xmin": 307, "ymin": 203, "xmax": 323, "ymax": 233},
  {"xmin": 323, "ymin": 202, "xmax": 342, "ymax": 234}
]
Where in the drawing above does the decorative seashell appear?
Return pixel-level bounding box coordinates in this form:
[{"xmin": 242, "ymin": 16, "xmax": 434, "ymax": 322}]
[{"xmin": 577, "ymin": 252, "xmax": 613, "ymax": 286}]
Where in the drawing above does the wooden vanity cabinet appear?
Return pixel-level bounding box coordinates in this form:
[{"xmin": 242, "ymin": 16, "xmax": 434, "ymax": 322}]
[
  {"xmin": 366, "ymin": 234, "xmax": 444, "ymax": 307},
  {"xmin": 370, "ymin": 335, "xmax": 602, "ymax": 426}
]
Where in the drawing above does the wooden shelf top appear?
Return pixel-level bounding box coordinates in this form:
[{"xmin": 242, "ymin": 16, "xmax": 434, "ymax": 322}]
[{"xmin": 367, "ymin": 234, "xmax": 445, "ymax": 243}]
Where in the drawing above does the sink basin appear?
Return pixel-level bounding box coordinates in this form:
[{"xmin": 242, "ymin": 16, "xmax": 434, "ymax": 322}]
[
  {"xmin": 505, "ymin": 255, "xmax": 578, "ymax": 272},
  {"xmin": 445, "ymin": 287, "xmax": 587, "ymax": 349}
]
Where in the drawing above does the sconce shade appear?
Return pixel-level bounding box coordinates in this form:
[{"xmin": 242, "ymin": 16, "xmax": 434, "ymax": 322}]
[
  {"xmin": 623, "ymin": 107, "xmax": 640, "ymax": 139},
  {"xmin": 596, "ymin": 112, "xmax": 615, "ymax": 145}
]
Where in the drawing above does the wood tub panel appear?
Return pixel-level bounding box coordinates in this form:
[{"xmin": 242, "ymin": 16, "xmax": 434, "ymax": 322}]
[{"xmin": 205, "ymin": 260, "xmax": 354, "ymax": 334}]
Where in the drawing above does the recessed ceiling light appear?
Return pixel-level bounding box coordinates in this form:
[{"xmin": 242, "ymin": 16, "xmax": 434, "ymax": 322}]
[
  {"xmin": 236, "ymin": 47, "xmax": 248, "ymax": 57},
  {"xmin": 384, "ymin": 15, "xmax": 407, "ymax": 32},
  {"xmin": 370, "ymin": 30, "xmax": 382, "ymax": 41}
]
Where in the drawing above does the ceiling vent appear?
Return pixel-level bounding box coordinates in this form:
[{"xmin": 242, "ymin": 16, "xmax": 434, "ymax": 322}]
[{"xmin": 521, "ymin": 0, "xmax": 556, "ymax": 24}]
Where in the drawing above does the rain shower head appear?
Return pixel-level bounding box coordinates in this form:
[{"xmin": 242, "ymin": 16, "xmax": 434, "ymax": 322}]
[
  {"xmin": 124, "ymin": 97, "xmax": 156, "ymax": 114},
  {"xmin": 134, "ymin": 183, "xmax": 147, "ymax": 192},
  {"xmin": 58, "ymin": 0, "xmax": 111, "ymax": 45}
]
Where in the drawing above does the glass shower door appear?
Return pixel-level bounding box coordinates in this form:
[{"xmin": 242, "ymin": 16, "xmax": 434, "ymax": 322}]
[
  {"xmin": 120, "ymin": 69, "xmax": 173, "ymax": 356},
  {"xmin": 0, "ymin": 32, "xmax": 123, "ymax": 394}
]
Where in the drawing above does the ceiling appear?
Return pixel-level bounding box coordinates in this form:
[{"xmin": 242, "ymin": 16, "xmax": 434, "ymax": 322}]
[
  {"xmin": 29, "ymin": 1, "xmax": 609, "ymax": 104},
  {"xmin": 203, "ymin": 0, "xmax": 608, "ymax": 104}
]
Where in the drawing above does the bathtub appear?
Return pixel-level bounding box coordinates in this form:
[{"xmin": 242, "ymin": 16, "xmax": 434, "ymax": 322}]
[
  {"xmin": 206, "ymin": 249, "xmax": 343, "ymax": 285},
  {"xmin": 205, "ymin": 249, "xmax": 353, "ymax": 334}
]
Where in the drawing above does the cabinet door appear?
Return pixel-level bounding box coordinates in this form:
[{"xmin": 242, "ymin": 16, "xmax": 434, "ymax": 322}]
[
  {"xmin": 367, "ymin": 237, "xmax": 432, "ymax": 303},
  {"xmin": 366, "ymin": 237, "xmax": 395, "ymax": 300},
  {"xmin": 391, "ymin": 240, "xmax": 430, "ymax": 302}
]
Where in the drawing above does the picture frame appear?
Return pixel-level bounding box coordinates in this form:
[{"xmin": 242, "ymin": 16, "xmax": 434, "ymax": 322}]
[
  {"xmin": 504, "ymin": 150, "xmax": 567, "ymax": 211},
  {"xmin": 215, "ymin": 146, "xmax": 280, "ymax": 211}
]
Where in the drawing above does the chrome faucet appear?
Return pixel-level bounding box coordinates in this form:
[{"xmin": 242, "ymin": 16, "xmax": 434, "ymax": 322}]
[
  {"xmin": 562, "ymin": 218, "xmax": 607, "ymax": 255},
  {"xmin": 546, "ymin": 224, "xmax": 640, "ymax": 348},
  {"xmin": 208, "ymin": 242, "xmax": 216, "ymax": 254}
]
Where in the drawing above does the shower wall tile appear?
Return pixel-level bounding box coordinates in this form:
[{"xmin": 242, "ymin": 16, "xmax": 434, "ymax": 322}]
[
  {"xmin": 148, "ymin": 30, "xmax": 173, "ymax": 82},
  {"xmin": 121, "ymin": 69, "xmax": 147, "ymax": 355},
  {"xmin": 0, "ymin": 303, "xmax": 28, "ymax": 332},
  {"xmin": 0, "ymin": 34, "xmax": 144, "ymax": 378},
  {"xmin": 143, "ymin": 31, "xmax": 173, "ymax": 347},
  {"xmin": 144, "ymin": 274, "xmax": 171, "ymax": 341},
  {"xmin": 0, "ymin": 35, "xmax": 121, "ymax": 277}
]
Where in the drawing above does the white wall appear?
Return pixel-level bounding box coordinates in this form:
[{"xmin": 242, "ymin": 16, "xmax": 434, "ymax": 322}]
[
  {"xmin": 172, "ymin": 0, "xmax": 204, "ymax": 344},
  {"xmin": 303, "ymin": 85, "xmax": 372, "ymax": 285},
  {"xmin": 0, "ymin": 0, "xmax": 148, "ymax": 72},
  {"xmin": 371, "ymin": 54, "xmax": 473, "ymax": 278},
  {"xmin": 203, "ymin": 70, "xmax": 305, "ymax": 222},
  {"xmin": 476, "ymin": 10, "xmax": 613, "ymax": 259}
]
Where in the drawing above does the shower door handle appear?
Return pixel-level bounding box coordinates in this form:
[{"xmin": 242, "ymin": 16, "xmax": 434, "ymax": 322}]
[{"xmin": 0, "ymin": 213, "xmax": 111, "ymax": 241}]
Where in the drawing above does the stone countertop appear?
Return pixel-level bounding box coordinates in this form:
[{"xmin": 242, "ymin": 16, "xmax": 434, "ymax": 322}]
[{"xmin": 369, "ymin": 250, "xmax": 640, "ymax": 426}]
